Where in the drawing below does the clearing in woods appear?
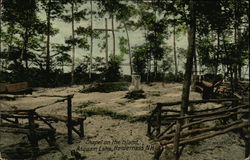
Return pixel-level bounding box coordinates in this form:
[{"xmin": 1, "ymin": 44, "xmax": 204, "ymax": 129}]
[{"xmin": 0, "ymin": 83, "xmax": 246, "ymax": 160}]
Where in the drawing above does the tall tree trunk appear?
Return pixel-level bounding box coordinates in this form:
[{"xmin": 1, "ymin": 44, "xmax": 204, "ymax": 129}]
[
  {"xmin": 105, "ymin": 18, "xmax": 108, "ymax": 69},
  {"xmin": 89, "ymin": 0, "xmax": 93, "ymax": 79},
  {"xmin": 0, "ymin": 0, "xmax": 2, "ymax": 71},
  {"xmin": 46, "ymin": 0, "xmax": 51, "ymax": 72},
  {"xmin": 237, "ymin": 26, "xmax": 242, "ymax": 80},
  {"xmin": 193, "ymin": 48, "xmax": 197, "ymax": 76},
  {"xmin": 71, "ymin": 2, "xmax": 75, "ymax": 85},
  {"xmin": 181, "ymin": 0, "xmax": 196, "ymax": 116},
  {"xmin": 154, "ymin": 58, "xmax": 157, "ymax": 80},
  {"xmin": 217, "ymin": 31, "xmax": 220, "ymax": 74},
  {"xmin": 233, "ymin": 0, "xmax": 241, "ymax": 89},
  {"xmin": 145, "ymin": 30, "xmax": 151, "ymax": 83},
  {"xmin": 173, "ymin": 23, "xmax": 178, "ymax": 78},
  {"xmin": 111, "ymin": 15, "xmax": 115, "ymax": 57},
  {"xmin": 233, "ymin": 24, "xmax": 238, "ymax": 91},
  {"xmin": 147, "ymin": 51, "xmax": 151, "ymax": 83},
  {"xmin": 62, "ymin": 62, "xmax": 64, "ymax": 73},
  {"xmin": 124, "ymin": 23, "xmax": 133, "ymax": 75},
  {"xmin": 21, "ymin": 27, "xmax": 29, "ymax": 68}
]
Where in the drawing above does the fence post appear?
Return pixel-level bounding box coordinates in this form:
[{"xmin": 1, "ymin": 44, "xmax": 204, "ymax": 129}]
[
  {"xmin": 156, "ymin": 104, "xmax": 162, "ymax": 136},
  {"xmin": 28, "ymin": 110, "xmax": 38, "ymax": 159},
  {"xmin": 147, "ymin": 119, "xmax": 152, "ymax": 137},
  {"xmin": 67, "ymin": 95, "xmax": 73, "ymax": 144},
  {"xmin": 245, "ymin": 103, "xmax": 250, "ymax": 158},
  {"xmin": 79, "ymin": 118, "xmax": 84, "ymax": 138},
  {"xmin": 173, "ymin": 120, "xmax": 181, "ymax": 160},
  {"xmin": 232, "ymin": 99, "xmax": 239, "ymax": 121}
]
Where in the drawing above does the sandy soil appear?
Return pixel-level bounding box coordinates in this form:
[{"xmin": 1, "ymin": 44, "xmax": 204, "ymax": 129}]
[{"xmin": 0, "ymin": 83, "xmax": 246, "ymax": 160}]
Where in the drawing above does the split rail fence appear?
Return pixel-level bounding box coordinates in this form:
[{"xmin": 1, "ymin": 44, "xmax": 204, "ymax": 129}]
[{"xmin": 147, "ymin": 98, "xmax": 250, "ymax": 159}]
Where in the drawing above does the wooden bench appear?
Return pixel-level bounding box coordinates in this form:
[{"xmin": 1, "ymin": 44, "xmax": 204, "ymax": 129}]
[
  {"xmin": 0, "ymin": 82, "xmax": 32, "ymax": 94},
  {"xmin": 0, "ymin": 110, "xmax": 56, "ymax": 158}
]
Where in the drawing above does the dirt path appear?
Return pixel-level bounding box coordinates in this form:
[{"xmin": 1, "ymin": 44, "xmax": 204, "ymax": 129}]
[{"xmin": 0, "ymin": 83, "xmax": 246, "ymax": 160}]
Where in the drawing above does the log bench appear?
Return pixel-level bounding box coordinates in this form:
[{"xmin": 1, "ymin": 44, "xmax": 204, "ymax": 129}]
[
  {"xmin": 0, "ymin": 95, "xmax": 85, "ymax": 146},
  {"xmin": 0, "ymin": 82, "xmax": 32, "ymax": 94},
  {"xmin": 39, "ymin": 113, "xmax": 86, "ymax": 138},
  {"xmin": 0, "ymin": 120, "xmax": 56, "ymax": 158}
]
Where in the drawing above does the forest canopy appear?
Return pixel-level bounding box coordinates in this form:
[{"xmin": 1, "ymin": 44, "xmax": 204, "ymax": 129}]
[{"xmin": 0, "ymin": 0, "xmax": 248, "ymax": 87}]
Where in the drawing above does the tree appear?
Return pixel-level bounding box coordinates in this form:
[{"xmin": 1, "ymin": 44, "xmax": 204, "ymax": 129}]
[
  {"xmin": 181, "ymin": 0, "xmax": 196, "ymax": 116},
  {"xmin": 40, "ymin": 0, "xmax": 64, "ymax": 72},
  {"xmin": 2, "ymin": 0, "xmax": 46, "ymax": 69},
  {"xmin": 132, "ymin": 44, "xmax": 148, "ymax": 78},
  {"xmin": 135, "ymin": 2, "xmax": 169, "ymax": 82},
  {"xmin": 53, "ymin": 44, "xmax": 71, "ymax": 72},
  {"xmin": 0, "ymin": 0, "xmax": 2, "ymax": 71},
  {"xmin": 61, "ymin": 0, "xmax": 87, "ymax": 85},
  {"xmin": 116, "ymin": 3, "xmax": 137, "ymax": 76}
]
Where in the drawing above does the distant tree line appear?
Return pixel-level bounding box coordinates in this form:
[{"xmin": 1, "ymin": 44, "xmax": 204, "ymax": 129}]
[{"xmin": 0, "ymin": 0, "xmax": 248, "ymax": 88}]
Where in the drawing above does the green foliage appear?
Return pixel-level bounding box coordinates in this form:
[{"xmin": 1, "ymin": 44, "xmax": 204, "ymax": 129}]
[
  {"xmin": 0, "ymin": 66, "xmax": 71, "ymax": 87},
  {"xmin": 119, "ymin": 36, "xmax": 128, "ymax": 56},
  {"xmin": 117, "ymin": 101, "xmax": 127, "ymax": 106},
  {"xmin": 76, "ymin": 107, "xmax": 131, "ymax": 120},
  {"xmin": 164, "ymin": 72, "xmax": 184, "ymax": 82},
  {"xmin": 74, "ymin": 107, "xmax": 149, "ymax": 122},
  {"xmin": 0, "ymin": 0, "xmax": 248, "ymax": 88},
  {"xmin": 132, "ymin": 45, "xmax": 148, "ymax": 77},
  {"xmin": 75, "ymin": 101, "xmax": 95, "ymax": 115},
  {"xmin": 101, "ymin": 56, "xmax": 122, "ymax": 82},
  {"xmin": 125, "ymin": 90, "xmax": 146, "ymax": 100},
  {"xmin": 79, "ymin": 82, "xmax": 128, "ymax": 93}
]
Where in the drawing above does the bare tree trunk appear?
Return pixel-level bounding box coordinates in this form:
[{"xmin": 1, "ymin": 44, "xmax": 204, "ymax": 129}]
[
  {"xmin": 237, "ymin": 25, "xmax": 242, "ymax": 81},
  {"xmin": 21, "ymin": 27, "xmax": 29, "ymax": 68},
  {"xmin": 105, "ymin": 18, "xmax": 108, "ymax": 69},
  {"xmin": 124, "ymin": 23, "xmax": 133, "ymax": 75},
  {"xmin": 181, "ymin": 0, "xmax": 196, "ymax": 116},
  {"xmin": 145, "ymin": 30, "xmax": 151, "ymax": 83},
  {"xmin": 89, "ymin": 0, "xmax": 93, "ymax": 79},
  {"xmin": 216, "ymin": 30, "xmax": 220, "ymax": 76},
  {"xmin": 154, "ymin": 58, "xmax": 157, "ymax": 80},
  {"xmin": 46, "ymin": 0, "xmax": 51, "ymax": 72},
  {"xmin": 71, "ymin": 2, "xmax": 75, "ymax": 85},
  {"xmin": 0, "ymin": 0, "xmax": 2, "ymax": 71},
  {"xmin": 147, "ymin": 53, "xmax": 151, "ymax": 83},
  {"xmin": 111, "ymin": 15, "xmax": 115, "ymax": 57},
  {"xmin": 173, "ymin": 23, "xmax": 178, "ymax": 78},
  {"xmin": 193, "ymin": 48, "xmax": 197, "ymax": 76}
]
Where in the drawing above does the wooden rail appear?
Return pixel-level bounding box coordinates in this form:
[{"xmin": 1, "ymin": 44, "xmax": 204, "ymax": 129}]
[
  {"xmin": 0, "ymin": 95, "xmax": 86, "ymax": 146},
  {"xmin": 147, "ymin": 98, "xmax": 239, "ymax": 138},
  {"xmin": 0, "ymin": 109, "xmax": 56, "ymax": 158},
  {"xmin": 147, "ymin": 98, "xmax": 250, "ymax": 160}
]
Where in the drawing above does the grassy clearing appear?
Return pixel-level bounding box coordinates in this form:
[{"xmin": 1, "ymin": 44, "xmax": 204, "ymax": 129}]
[
  {"xmin": 77, "ymin": 101, "xmax": 95, "ymax": 108},
  {"xmin": 75, "ymin": 107, "xmax": 149, "ymax": 122},
  {"xmin": 125, "ymin": 90, "xmax": 146, "ymax": 100},
  {"xmin": 79, "ymin": 82, "xmax": 129, "ymax": 93}
]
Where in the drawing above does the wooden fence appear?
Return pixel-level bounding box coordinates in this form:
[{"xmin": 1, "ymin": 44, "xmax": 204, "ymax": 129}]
[
  {"xmin": 147, "ymin": 98, "xmax": 250, "ymax": 160},
  {"xmin": 0, "ymin": 95, "xmax": 86, "ymax": 158},
  {"xmin": 0, "ymin": 109, "xmax": 56, "ymax": 158}
]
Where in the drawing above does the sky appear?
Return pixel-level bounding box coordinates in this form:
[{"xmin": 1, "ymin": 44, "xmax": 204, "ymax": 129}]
[{"xmin": 38, "ymin": 2, "xmax": 188, "ymax": 75}]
